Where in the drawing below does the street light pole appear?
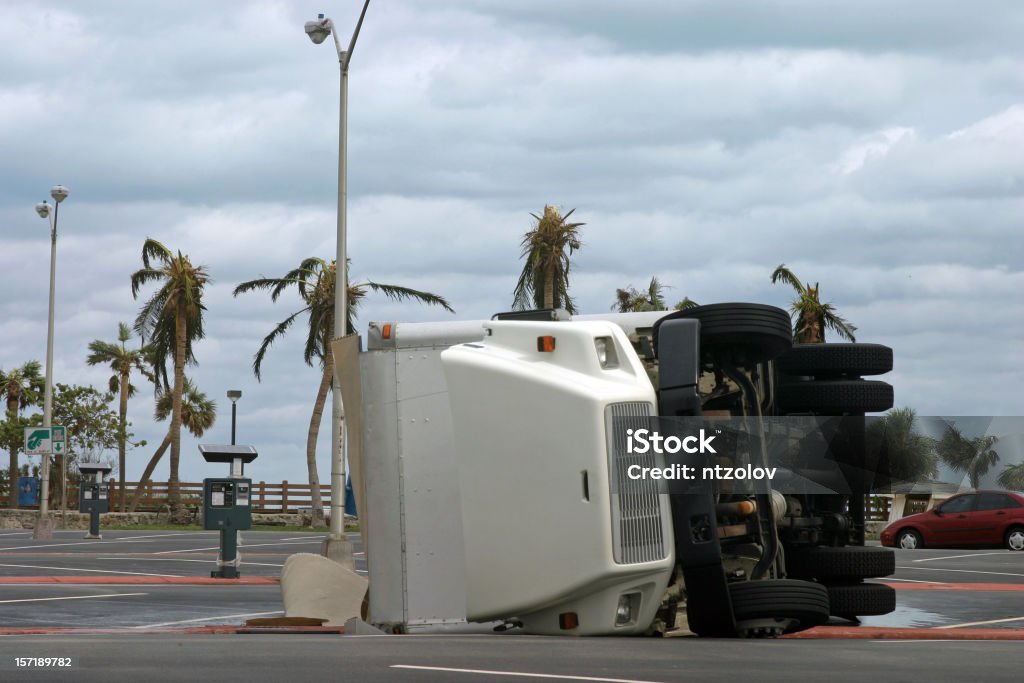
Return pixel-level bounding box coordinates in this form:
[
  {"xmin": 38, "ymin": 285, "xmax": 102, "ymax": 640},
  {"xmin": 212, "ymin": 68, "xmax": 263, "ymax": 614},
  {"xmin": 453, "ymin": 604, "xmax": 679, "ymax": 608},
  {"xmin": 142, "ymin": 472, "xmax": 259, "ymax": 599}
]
[
  {"xmin": 227, "ymin": 390, "xmax": 242, "ymax": 446},
  {"xmin": 33, "ymin": 184, "xmax": 69, "ymax": 540},
  {"xmin": 305, "ymin": 2, "xmax": 370, "ymax": 564}
]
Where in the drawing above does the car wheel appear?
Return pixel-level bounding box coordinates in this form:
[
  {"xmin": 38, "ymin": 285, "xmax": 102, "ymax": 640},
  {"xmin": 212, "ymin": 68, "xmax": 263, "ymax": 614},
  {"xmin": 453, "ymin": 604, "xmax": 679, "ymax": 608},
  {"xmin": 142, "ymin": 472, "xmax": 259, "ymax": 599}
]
[
  {"xmin": 826, "ymin": 583, "xmax": 896, "ymax": 618},
  {"xmin": 785, "ymin": 545, "xmax": 895, "ymax": 581},
  {"xmin": 1005, "ymin": 527, "xmax": 1024, "ymax": 552},
  {"xmin": 776, "ymin": 343, "xmax": 893, "ymax": 378},
  {"xmin": 896, "ymin": 529, "xmax": 922, "ymax": 550},
  {"xmin": 728, "ymin": 579, "xmax": 830, "ymax": 637},
  {"xmin": 655, "ymin": 303, "xmax": 792, "ymax": 365},
  {"xmin": 775, "ymin": 379, "xmax": 894, "ymax": 414}
]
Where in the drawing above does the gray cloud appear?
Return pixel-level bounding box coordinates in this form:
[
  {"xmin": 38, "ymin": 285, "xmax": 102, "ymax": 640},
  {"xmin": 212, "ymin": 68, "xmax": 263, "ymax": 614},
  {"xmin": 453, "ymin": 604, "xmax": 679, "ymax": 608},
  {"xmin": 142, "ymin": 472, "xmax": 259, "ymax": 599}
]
[{"xmin": 2, "ymin": 1, "xmax": 1022, "ymax": 487}]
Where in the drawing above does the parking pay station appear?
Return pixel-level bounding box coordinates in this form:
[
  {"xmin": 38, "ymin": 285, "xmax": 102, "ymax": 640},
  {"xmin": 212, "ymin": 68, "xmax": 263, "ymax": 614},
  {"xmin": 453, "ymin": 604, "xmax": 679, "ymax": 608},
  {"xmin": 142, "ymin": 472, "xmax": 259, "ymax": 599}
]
[
  {"xmin": 78, "ymin": 462, "xmax": 112, "ymax": 539},
  {"xmin": 199, "ymin": 444, "xmax": 257, "ymax": 579}
]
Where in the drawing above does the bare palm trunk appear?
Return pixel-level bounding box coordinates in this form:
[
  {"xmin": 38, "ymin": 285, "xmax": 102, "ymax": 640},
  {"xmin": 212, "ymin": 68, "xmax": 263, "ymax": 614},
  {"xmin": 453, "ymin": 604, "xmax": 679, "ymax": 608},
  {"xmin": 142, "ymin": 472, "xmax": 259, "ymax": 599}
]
[
  {"xmin": 544, "ymin": 265, "xmax": 555, "ymax": 309},
  {"xmin": 168, "ymin": 308, "xmax": 186, "ymax": 522},
  {"xmin": 7, "ymin": 394, "xmax": 19, "ymax": 507},
  {"xmin": 118, "ymin": 370, "xmax": 129, "ymax": 512},
  {"xmin": 128, "ymin": 432, "xmax": 172, "ymax": 513},
  {"xmin": 305, "ymin": 358, "xmax": 332, "ymax": 527}
]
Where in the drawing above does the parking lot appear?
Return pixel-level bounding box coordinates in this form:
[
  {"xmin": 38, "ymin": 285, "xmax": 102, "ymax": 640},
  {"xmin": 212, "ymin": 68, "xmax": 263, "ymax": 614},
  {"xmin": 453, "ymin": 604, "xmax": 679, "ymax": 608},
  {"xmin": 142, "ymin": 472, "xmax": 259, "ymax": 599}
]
[
  {"xmin": 0, "ymin": 529, "xmax": 365, "ymax": 630},
  {"xmin": 0, "ymin": 532, "xmax": 1023, "ymax": 680}
]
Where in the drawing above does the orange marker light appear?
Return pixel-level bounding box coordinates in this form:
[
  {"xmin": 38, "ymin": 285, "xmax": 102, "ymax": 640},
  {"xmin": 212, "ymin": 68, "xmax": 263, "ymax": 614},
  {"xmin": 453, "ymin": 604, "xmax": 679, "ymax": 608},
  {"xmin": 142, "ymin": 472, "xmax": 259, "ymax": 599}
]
[
  {"xmin": 559, "ymin": 612, "xmax": 579, "ymax": 630},
  {"xmin": 382, "ymin": 323, "xmax": 393, "ymax": 340},
  {"xmin": 537, "ymin": 336, "xmax": 556, "ymax": 352}
]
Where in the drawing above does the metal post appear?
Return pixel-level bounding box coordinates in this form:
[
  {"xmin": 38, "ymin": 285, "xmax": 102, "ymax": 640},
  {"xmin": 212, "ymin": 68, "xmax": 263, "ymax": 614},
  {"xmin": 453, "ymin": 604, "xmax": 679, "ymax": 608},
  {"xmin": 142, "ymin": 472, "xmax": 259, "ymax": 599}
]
[
  {"xmin": 216, "ymin": 528, "xmax": 240, "ymax": 579},
  {"xmin": 34, "ymin": 202, "xmax": 59, "ymax": 539},
  {"xmin": 231, "ymin": 401, "xmax": 237, "ymax": 445},
  {"xmin": 316, "ymin": 2, "xmax": 369, "ymax": 568}
]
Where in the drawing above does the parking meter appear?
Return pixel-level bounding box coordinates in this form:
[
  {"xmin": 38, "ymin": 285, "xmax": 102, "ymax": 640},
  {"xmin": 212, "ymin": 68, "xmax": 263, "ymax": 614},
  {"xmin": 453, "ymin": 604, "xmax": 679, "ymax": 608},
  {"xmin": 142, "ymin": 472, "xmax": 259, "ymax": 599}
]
[
  {"xmin": 200, "ymin": 444, "xmax": 258, "ymax": 578},
  {"xmin": 78, "ymin": 463, "xmax": 112, "ymax": 539}
]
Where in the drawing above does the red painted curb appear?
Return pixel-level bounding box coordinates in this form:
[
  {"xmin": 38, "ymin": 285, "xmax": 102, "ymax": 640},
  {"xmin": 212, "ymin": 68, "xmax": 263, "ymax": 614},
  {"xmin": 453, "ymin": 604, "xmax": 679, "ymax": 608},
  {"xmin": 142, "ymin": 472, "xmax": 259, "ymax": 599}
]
[
  {"xmin": 0, "ymin": 576, "xmax": 279, "ymax": 585},
  {"xmin": 785, "ymin": 626, "xmax": 1024, "ymax": 640},
  {"xmin": 883, "ymin": 582, "xmax": 1024, "ymax": 592}
]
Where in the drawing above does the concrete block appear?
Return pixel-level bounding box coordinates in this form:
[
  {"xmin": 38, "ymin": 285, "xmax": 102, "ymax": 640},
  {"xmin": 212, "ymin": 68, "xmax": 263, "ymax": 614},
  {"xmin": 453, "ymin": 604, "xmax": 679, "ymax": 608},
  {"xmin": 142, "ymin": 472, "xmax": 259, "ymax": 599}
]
[{"xmin": 281, "ymin": 552, "xmax": 368, "ymax": 627}]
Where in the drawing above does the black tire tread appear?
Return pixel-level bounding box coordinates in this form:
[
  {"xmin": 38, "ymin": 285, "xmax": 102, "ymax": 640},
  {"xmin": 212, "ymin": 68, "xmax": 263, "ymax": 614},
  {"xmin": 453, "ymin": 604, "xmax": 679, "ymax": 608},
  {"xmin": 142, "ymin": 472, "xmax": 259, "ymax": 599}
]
[
  {"xmin": 827, "ymin": 583, "xmax": 896, "ymax": 617},
  {"xmin": 786, "ymin": 546, "xmax": 895, "ymax": 581},
  {"xmin": 728, "ymin": 579, "xmax": 830, "ymax": 632},
  {"xmin": 776, "ymin": 343, "xmax": 893, "ymax": 377},
  {"xmin": 776, "ymin": 380, "xmax": 894, "ymax": 414}
]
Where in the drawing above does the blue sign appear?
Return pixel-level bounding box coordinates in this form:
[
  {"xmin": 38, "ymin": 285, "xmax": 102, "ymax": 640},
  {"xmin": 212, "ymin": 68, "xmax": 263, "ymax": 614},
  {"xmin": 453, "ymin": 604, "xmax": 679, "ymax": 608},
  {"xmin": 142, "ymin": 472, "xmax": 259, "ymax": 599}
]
[{"xmin": 18, "ymin": 477, "xmax": 39, "ymax": 506}]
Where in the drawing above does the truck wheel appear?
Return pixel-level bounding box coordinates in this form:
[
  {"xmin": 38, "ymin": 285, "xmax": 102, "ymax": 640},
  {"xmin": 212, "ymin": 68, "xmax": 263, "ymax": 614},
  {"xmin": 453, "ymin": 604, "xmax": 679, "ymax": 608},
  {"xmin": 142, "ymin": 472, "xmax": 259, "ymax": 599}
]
[
  {"xmin": 826, "ymin": 583, "xmax": 896, "ymax": 618},
  {"xmin": 727, "ymin": 579, "xmax": 829, "ymax": 636},
  {"xmin": 655, "ymin": 303, "xmax": 792, "ymax": 365},
  {"xmin": 775, "ymin": 380, "xmax": 894, "ymax": 414},
  {"xmin": 776, "ymin": 343, "xmax": 893, "ymax": 378},
  {"xmin": 785, "ymin": 546, "xmax": 895, "ymax": 581}
]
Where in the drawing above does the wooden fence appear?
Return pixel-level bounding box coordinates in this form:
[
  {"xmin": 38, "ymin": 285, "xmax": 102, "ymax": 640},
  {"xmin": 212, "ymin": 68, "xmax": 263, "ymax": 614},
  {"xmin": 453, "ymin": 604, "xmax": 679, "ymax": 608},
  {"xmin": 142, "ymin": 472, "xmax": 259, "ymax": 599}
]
[
  {"xmin": 19, "ymin": 483, "xmax": 894, "ymax": 520},
  {"xmin": 29, "ymin": 481, "xmax": 334, "ymax": 513}
]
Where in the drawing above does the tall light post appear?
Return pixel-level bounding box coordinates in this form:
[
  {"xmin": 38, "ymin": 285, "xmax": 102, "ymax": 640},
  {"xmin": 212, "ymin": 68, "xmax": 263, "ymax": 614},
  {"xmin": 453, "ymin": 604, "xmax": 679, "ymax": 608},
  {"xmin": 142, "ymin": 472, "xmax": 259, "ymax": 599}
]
[
  {"xmin": 33, "ymin": 184, "xmax": 69, "ymax": 540},
  {"xmin": 227, "ymin": 390, "xmax": 242, "ymax": 445},
  {"xmin": 305, "ymin": 2, "xmax": 369, "ymax": 564}
]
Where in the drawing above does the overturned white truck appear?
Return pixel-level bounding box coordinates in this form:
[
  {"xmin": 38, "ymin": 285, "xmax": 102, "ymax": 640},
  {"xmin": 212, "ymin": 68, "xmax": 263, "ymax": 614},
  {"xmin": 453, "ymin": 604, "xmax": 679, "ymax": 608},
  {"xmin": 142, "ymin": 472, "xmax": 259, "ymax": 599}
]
[{"xmin": 339, "ymin": 304, "xmax": 897, "ymax": 637}]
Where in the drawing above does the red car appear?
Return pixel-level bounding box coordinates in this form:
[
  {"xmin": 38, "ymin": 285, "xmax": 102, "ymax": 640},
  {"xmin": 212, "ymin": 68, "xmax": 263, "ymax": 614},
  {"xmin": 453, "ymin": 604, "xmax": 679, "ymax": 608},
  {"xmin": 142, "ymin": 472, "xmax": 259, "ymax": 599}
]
[{"xmin": 880, "ymin": 490, "xmax": 1024, "ymax": 551}]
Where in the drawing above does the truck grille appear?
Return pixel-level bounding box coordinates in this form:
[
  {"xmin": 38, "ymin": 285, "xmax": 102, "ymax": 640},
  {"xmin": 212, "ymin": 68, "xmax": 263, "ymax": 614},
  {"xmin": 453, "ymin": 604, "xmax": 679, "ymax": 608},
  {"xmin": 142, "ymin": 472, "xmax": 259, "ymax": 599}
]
[{"xmin": 606, "ymin": 402, "xmax": 667, "ymax": 564}]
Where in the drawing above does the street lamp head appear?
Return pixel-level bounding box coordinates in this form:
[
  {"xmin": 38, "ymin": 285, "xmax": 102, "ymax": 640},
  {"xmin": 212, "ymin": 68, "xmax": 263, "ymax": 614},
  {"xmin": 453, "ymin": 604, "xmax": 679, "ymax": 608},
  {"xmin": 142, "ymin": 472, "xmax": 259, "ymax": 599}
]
[
  {"xmin": 227, "ymin": 389, "xmax": 242, "ymax": 402},
  {"xmin": 305, "ymin": 16, "xmax": 333, "ymax": 44},
  {"xmin": 35, "ymin": 201, "xmax": 50, "ymax": 218},
  {"xmin": 50, "ymin": 185, "xmax": 69, "ymax": 203}
]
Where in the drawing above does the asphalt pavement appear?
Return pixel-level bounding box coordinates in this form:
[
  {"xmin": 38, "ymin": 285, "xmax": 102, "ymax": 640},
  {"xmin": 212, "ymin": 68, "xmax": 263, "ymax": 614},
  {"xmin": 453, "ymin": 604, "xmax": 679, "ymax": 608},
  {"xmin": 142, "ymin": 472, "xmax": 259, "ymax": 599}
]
[{"xmin": 1, "ymin": 531, "xmax": 1023, "ymax": 681}]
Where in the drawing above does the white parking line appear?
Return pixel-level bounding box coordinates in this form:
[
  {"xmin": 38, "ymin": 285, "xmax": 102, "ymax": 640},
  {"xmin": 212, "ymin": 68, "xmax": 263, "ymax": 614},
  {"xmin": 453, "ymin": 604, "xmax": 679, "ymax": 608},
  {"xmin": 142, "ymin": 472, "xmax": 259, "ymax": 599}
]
[
  {"xmin": 912, "ymin": 552, "xmax": 1009, "ymax": 563},
  {"xmin": 279, "ymin": 536, "xmax": 325, "ymax": 542},
  {"xmin": 391, "ymin": 666, "xmax": 668, "ymax": 682},
  {"xmin": 96, "ymin": 557, "xmax": 285, "ymax": 568},
  {"xmin": 0, "ymin": 562, "xmax": 180, "ymax": 577},
  {"xmin": 934, "ymin": 615, "xmax": 1024, "ymax": 629},
  {"xmin": 884, "ymin": 577, "xmax": 946, "ymax": 584},
  {"xmin": 154, "ymin": 540, "xmax": 323, "ymax": 555},
  {"xmin": 0, "ymin": 592, "xmax": 147, "ymax": 605},
  {"xmin": 0, "ymin": 532, "xmax": 214, "ymax": 552},
  {"xmin": 134, "ymin": 610, "xmax": 285, "ymax": 629},
  {"xmin": 896, "ymin": 566, "xmax": 1024, "ymax": 579}
]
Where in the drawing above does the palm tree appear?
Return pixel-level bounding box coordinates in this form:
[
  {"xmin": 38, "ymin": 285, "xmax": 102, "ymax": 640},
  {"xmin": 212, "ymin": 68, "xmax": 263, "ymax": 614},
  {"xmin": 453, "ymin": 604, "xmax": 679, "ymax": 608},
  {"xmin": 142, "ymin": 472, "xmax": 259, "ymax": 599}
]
[
  {"xmin": 938, "ymin": 425, "xmax": 999, "ymax": 489},
  {"xmin": 674, "ymin": 297, "xmax": 700, "ymax": 311},
  {"xmin": 128, "ymin": 378, "xmax": 215, "ymax": 512},
  {"xmin": 867, "ymin": 407, "xmax": 938, "ymax": 484},
  {"xmin": 1, "ymin": 361, "xmax": 44, "ymax": 507},
  {"xmin": 234, "ymin": 257, "xmax": 454, "ymax": 525},
  {"xmin": 130, "ymin": 239, "xmax": 209, "ymax": 522},
  {"xmin": 512, "ymin": 205, "xmax": 585, "ymax": 312},
  {"xmin": 612, "ymin": 277, "xmax": 672, "ymax": 312},
  {"xmin": 770, "ymin": 264, "xmax": 856, "ymax": 343},
  {"xmin": 997, "ymin": 463, "xmax": 1024, "ymax": 492},
  {"xmin": 86, "ymin": 323, "xmax": 153, "ymax": 511}
]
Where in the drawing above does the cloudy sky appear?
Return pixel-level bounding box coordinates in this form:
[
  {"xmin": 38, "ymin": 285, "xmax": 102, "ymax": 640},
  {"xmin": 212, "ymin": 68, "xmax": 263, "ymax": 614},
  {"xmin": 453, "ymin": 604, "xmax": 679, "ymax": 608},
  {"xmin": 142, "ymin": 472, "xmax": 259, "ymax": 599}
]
[{"xmin": 1, "ymin": 1, "xmax": 1022, "ymax": 490}]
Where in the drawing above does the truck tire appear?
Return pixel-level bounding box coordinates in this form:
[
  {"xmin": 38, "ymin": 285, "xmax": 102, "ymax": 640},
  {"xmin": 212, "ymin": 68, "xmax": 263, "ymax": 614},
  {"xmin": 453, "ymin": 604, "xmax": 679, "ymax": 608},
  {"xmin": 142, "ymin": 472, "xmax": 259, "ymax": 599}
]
[
  {"xmin": 826, "ymin": 582, "xmax": 896, "ymax": 618},
  {"xmin": 785, "ymin": 546, "xmax": 895, "ymax": 581},
  {"xmin": 728, "ymin": 579, "xmax": 830, "ymax": 635},
  {"xmin": 776, "ymin": 380, "xmax": 894, "ymax": 414},
  {"xmin": 776, "ymin": 343, "xmax": 893, "ymax": 378},
  {"xmin": 655, "ymin": 303, "xmax": 792, "ymax": 364}
]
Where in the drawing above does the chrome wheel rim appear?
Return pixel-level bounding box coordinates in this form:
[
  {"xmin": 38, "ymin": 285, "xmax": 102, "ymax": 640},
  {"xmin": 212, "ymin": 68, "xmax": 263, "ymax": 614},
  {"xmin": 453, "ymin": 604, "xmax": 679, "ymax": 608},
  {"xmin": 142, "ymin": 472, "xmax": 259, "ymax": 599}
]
[
  {"xmin": 898, "ymin": 532, "xmax": 918, "ymax": 550},
  {"xmin": 1007, "ymin": 530, "xmax": 1024, "ymax": 551}
]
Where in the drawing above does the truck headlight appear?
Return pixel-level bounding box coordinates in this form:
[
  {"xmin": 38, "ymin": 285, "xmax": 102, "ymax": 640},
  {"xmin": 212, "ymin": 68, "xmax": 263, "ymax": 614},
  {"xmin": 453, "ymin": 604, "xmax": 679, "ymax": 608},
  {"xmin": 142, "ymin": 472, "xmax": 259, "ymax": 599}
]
[
  {"xmin": 595, "ymin": 337, "xmax": 619, "ymax": 369},
  {"xmin": 615, "ymin": 592, "xmax": 641, "ymax": 626}
]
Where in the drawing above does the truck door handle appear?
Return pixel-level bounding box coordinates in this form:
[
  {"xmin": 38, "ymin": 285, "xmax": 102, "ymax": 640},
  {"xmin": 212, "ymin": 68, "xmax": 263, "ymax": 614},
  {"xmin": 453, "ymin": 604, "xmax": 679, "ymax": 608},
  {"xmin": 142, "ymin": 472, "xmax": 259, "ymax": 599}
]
[
  {"xmin": 996, "ymin": 511, "xmax": 1007, "ymax": 515},
  {"xmin": 957, "ymin": 514, "xmax": 967, "ymax": 519}
]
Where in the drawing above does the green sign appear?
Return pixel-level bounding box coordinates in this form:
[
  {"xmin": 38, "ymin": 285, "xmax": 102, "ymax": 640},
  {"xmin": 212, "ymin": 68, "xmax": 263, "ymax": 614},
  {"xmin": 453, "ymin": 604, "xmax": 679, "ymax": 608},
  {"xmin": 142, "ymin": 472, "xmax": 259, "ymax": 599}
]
[
  {"xmin": 51, "ymin": 426, "xmax": 66, "ymax": 455},
  {"xmin": 24, "ymin": 427, "xmax": 51, "ymax": 455}
]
